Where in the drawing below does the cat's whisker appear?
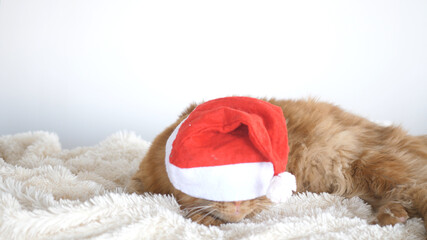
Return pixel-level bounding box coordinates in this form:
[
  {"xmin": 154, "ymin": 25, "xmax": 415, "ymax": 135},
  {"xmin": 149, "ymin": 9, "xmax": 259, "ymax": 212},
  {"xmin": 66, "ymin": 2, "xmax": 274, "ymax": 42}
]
[
  {"xmin": 255, "ymin": 202, "xmax": 270, "ymax": 210},
  {"xmin": 187, "ymin": 205, "xmax": 211, "ymax": 210},
  {"xmin": 187, "ymin": 203, "xmax": 212, "ymax": 209},
  {"xmin": 185, "ymin": 205, "xmax": 213, "ymax": 218},
  {"xmin": 195, "ymin": 209, "xmax": 217, "ymax": 224},
  {"xmin": 186, "ymin": 206, "xmax": 212, "ymax": 213},
  {"xmin": 207, "ymin": 211, "xmax": 220, "ymax": 225}
]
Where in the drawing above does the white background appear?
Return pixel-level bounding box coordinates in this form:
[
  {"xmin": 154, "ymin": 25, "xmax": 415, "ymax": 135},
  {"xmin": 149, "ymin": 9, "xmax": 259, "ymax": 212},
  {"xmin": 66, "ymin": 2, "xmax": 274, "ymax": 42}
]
[{"xmin": 1, "ymin": 0, "xmax": 426, "ymax": 148}]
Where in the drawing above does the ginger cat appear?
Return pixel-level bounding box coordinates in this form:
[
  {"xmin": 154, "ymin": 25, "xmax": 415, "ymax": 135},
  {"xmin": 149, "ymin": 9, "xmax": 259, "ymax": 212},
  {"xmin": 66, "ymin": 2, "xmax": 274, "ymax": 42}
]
[{"xmin": 131, "ymin": 98, "xmax": 427, "ymax": 230}]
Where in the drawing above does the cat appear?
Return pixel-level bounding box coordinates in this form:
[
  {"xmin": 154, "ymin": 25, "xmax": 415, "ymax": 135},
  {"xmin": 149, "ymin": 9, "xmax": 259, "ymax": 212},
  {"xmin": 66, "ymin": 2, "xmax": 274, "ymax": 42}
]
[{"xmin": 131, "ymin": 97, "xmax": 427, "ymax": 230}]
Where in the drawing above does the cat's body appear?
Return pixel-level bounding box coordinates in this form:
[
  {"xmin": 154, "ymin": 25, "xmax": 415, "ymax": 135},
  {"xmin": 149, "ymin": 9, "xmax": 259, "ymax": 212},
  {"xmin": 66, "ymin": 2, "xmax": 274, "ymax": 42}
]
[{"xmin": 131, "ymin": 98, "xmax": 427, "ymax": 229}]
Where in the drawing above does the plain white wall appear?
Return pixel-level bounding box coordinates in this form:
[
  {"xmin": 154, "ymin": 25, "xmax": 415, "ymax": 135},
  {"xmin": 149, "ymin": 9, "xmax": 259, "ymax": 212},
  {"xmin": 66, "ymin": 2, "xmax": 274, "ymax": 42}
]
[{"xmin": 1, "ymin": 0, "xmax": 426, "ymax": 148}]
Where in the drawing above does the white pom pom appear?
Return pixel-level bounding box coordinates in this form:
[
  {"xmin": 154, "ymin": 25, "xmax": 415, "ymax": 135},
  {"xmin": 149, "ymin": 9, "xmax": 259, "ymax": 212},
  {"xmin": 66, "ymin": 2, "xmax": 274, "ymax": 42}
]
[{"xmin": 266, "ymin": 172, "xmax": 296, "ymax": 203}]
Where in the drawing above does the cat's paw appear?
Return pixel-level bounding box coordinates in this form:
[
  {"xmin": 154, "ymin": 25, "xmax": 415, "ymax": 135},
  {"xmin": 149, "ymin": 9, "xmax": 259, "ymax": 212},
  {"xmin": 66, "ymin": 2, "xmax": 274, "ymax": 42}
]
[{"xmin": 375, "ymin": 202, "xmax": 409, "ymax": 226}]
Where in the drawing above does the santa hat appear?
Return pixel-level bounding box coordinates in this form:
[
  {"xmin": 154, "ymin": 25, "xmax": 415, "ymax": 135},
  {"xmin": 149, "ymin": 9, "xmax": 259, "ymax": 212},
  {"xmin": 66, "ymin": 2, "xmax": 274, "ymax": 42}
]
[{"xmin": 165, "ymin": 97, "xmax": 296, "ymax": 203}]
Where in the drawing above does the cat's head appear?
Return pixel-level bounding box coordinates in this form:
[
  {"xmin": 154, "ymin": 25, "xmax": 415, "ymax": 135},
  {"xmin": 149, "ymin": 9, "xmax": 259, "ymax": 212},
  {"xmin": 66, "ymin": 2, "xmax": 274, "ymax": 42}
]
[{"xmin": 175, "ymin": 191, "xmax": 272, "ymax": 226}]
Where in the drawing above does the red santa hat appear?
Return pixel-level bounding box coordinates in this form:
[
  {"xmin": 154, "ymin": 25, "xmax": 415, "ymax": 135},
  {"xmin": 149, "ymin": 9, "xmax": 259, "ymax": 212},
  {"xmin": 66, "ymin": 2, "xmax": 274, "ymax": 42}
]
[{"xmin": 165, "ymin": 96, "xmax": 296, "ymax": 203}]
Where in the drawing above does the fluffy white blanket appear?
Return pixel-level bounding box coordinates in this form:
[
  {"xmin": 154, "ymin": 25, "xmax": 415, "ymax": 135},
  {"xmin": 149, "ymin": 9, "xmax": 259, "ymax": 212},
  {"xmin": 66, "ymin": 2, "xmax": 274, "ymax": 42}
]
[{"xmin": 0, "ymin": 131, "xmax": 425, "ymax": 240}]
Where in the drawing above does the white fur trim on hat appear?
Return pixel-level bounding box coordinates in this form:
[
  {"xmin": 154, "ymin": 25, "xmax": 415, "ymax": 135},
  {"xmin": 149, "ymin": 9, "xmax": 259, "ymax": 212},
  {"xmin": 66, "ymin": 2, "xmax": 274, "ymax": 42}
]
[{"xmin": 167, "ymin": 161, "xmax": 275, "ymax": 201}]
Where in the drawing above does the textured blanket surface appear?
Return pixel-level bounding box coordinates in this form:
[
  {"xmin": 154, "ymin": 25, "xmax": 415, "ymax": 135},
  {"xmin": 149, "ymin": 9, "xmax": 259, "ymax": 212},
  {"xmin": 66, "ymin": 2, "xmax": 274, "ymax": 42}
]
[{"xmin": 0, "ymin": 131, "xmax": 425, "ymax": 240}]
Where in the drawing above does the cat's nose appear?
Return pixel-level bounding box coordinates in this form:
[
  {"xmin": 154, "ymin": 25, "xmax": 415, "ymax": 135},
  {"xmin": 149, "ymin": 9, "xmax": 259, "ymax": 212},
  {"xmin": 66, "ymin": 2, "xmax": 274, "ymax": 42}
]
[{"xmin": 234, "ymin": 201, "xmax": 242, "ymax": 214}]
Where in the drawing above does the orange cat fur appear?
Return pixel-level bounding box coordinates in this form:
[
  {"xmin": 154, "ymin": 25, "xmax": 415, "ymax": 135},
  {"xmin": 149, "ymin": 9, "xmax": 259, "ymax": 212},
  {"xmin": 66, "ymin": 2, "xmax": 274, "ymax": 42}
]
[{"xmin": 131, "ymin": 98, "xmax": 427, "ymax": 229}]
